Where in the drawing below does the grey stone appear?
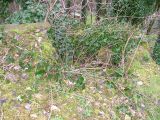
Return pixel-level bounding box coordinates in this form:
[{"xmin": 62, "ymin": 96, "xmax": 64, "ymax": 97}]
[
  {"xmin": 0, "ymin": 98, "xmax": 7, "ymax": 105},
  {"xmin": 5, "ymin": 73, "xmax": 18, "ymax": 82}
]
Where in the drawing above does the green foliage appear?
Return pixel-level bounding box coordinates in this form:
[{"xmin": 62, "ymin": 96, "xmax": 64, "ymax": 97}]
[
  {"xmin": 0, "ymin": 0, "xmax": 10, "ymax": 23},
  {"xmin": 48, "ymin": 2, "xmax": 79, "ymax": 63},
  {"xmin": 81, "ymin": 0, "xmax": 87, "ymax": 23},
  {"xmin": 152, "ymin": 40, "xmax": 160, "ymax": 65},
  {"xmin": 0, "ymin": 26, "xmax": 5, "ymax": 43},
  {"xmin": 142, "ymin": 52, "xmax": 150, "ymax": 62},
  {"xmin": 5, "ymin": 54, "xmax": 15, "ymax": 63},
  {"xmin": 95, "ymin": 0, "xmax": 102, "ymax": 21},
  {"xmin": 73, "ymin": 21, "xmax": 139, "ymax": 65},
  {"xmin": 19, "ymin": 50, "xmax": 35, "ymax": 71},
  {"xmin": 6, "ymin": 0, "xmax": 47, "ymax": 24},
  {"xmin": 116, "ymin": 105, "xmax": 130, "ymax": 115},
  {"xmin": 75, "ymin": 75, "xmax": 85, "ymax": 90},
  {"xmin": 106, "ymin": 81, "xmax": 116, "ymax": 89},
  {"xmin": 48, "ymin": 20, "xmax": 139, "ymax": 65},
  {"xmin": 77, "ymin": 96, "xmax": 93, "ymax": 117},
  {"xmin": 112, "ymin": 0, "xmax": 156, "ymax": 25}
]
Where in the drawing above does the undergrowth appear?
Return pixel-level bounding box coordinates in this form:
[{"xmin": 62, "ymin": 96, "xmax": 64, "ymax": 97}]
[
  {"xmin": 48, "ymin": 19, "xmax": 140, "ymax": 65},
  {"xmin": 0, "ymin": 18, "xmax": 160, "ymax": 120}
]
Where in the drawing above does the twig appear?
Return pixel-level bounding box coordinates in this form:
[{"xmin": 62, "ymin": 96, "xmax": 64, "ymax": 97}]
[
  {"xmin": 44, "ymin": 0, "xmax": 58, "ymax": 22},
  {"xmin": 0, "ymin": 108, "xmax": 3, "ymax": 120},
  {"xmin": 121, "ymin": 31, "xmax": 134, "ymax": 77},
  {"xmin": 48, "ymin": 83, "xmax": 54, "ymax": 120},
  {"xmin": 125, "ymin": 35, "xmax": 142, "ymax": 75}
]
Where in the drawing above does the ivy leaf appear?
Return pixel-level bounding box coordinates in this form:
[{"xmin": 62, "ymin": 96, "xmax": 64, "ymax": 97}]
[
  {"xmin": 75, "ymin": 75, "xmax": 85, "ymax": 90},
  {"xmin": 35, "ymin": 69, "xmax": 46, "ymax": 78}
]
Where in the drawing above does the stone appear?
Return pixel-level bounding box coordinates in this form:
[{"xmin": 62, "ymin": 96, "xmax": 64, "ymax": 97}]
[
  {"xmin": 125, "ymin": 114, "xmax": 131, "ymax": 120},
  {"xmin": 30, "ymin": 113, "xmax": 38, "ymax": 119},
  {"xmin": 137, "ymin": 81, "xmax": 143, "ymax": 86},
  {"xmin": 21, "ymin": 73, "xmax": 29, "ymax": 80},
  {"xmin": 0, "ymin": 98, "xmax": 7, "ymax": 105},
  {"xmin": 157, "ymin": 99, "xmax": 160, "ymax": 106},
  {"xmin": 5, "ymin": 73, "xmax": 18, "ymax": 82},
  {"xmin": 25, "ymin": 103, "xmax": 31, "ymax": 111},
  {"xmin": 50, "ymin": 105, "xmax": 60, "ymax": 112}
]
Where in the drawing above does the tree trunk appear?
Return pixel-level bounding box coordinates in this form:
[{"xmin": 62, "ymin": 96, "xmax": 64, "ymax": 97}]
[
  {"xmin": 96, "ymin": 0, "xmax": 102, "ymax": 21},
  {"xmin": 66, "ymin": 0, "xmax": 72, "ymax": 13},
  {"xmin": 146, "ymin": 0, "xmax": 160, "ymax": 35},
  {"xmin": 81, "ymin": 0, "xmax": 87, "ymax": 24},
  {"xmin": 105, "ymin": 0, "xmax": 112, "ymax": 17}
]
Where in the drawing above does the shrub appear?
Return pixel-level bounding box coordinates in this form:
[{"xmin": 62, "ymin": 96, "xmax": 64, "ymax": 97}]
[
  {"xmin": 72, "ymin": 21, "xmax": 140, "ymax": 65},
  {"xmin": 0, "ymin": 26, "xmax": 5, "ymax": 43},
  {"xmin": 112, "ymin": 0, "xmax": 155, "ymax": 25},
  {"xmin": 48, "ymin": 20, "xmax": 140, "ymax": 65},
  {"xmin": 152, "ymin": 39, "xmax": 160, "ymax": 65},
  {"xmin": 0, "ymin": 0, "xmax": 10, "ymax": 23},
  {"xmin": 5, "ymin": 0, "xmax": 47, "ymax": 24}
]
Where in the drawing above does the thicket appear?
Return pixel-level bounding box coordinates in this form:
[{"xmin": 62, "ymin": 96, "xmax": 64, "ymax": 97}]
[
  {"xmin": 6, "ymin": 0, "xmax": 47, "ymax": 24},
  {"xmin": 48, "ymin": 19, "xmax": 140, "ymax": 65},
  {"xmin": 112, "ymin": 0, "xmax": 156, "ymax": 25}
]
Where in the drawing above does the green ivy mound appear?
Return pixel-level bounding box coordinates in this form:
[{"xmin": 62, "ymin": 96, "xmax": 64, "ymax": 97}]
[{"xmin": 48, "ymin": 20, "xmax": 140, "ymax": 65}]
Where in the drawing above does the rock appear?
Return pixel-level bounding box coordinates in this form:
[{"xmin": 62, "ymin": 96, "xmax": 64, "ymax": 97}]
[
  {"xmin": 33, "ymin": 93, "xmax": 47, "ymax": 101},
  {"xmin": 0, "ymin": 98, "xmax": 7, "ymax": 105},
  {"xmin": 77, "ymin": 107, "xmax": 83, "ymax": 113},
  {"xmin": 37, "ymin": 37, "xmax": 42, "ymax": 43},
  {"xmin": 30, "ymin": 113, "xmax": 38, "ymax": 119},
  {"xmin": 25, "ymin": 103, "xmax": 31, "ymax": 111},
  {"xmin": 11, "ymin": 90, "xmax": 16, "ymax": 96},
  {"xmin": 16, "ymin": 95, "xmax": 23, "ymax": 102},
  {"xmin": 35, "ymin": 29, "xmax": 41, "ymax": 33},
  {"xmin": 43, "ymin": 110, "xmax": 50, "ymax": 116},
  {"xmin": 65, "ymin": 80, "xmax": 75, "ymax": 88},
  {"xmin": 125, "ymin": 114, "xmax": 131, "ymax": 120},
  {"xmin": 5, "ymin": 73, "xmax": 18, "ymax": 82},
  {"xmin": 13, "ymin": 65, "xmax": 21, "ymax": 71},
  {"xmin": 94, "ymin": 102, "xmax": 100, "ymax": 107},
  {"xmin": 109, "ymin": 111, "xmax": 116, "ymax": 119},
  {"xmin": 50, "ymin": 105, "xmax": 60, "ymax": 112},
  {"xmin": 130, "ymin": 109, "xmax": 136, "ymax": 116},
  {"xmin": 98, "ymin": 111, "xmax": 105, "ymax": 116},
  {"xmin": 157, "ymin": 99, "xmax": 160, "ymax": 106},
  {"xmin": 25, "ymin": 87, "xmax": 32, "ymax": 91},
  {"xmin": 99, "ymin": 80, "xmax": 105, "ymax": 85},
  {"xmin": 137, "ymin": 81, "xmax": 143, "ymax": 86},
  {"xmin": 141, "ymin": 103, "xmax": 145, "ymax": 109},
  {"xmin": 21, "ymin": 73, "xmax": 29, "ymax": 80},
  {"xmin": 14, "ymin": 104, "xmax": 21, "ymax": 108},
  {"xmin": 14, "ymin": 35, "xmax": 20, "ymax": 40}
]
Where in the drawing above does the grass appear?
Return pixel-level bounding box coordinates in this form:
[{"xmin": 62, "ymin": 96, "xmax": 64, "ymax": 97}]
[{"xmin": 130, "ymin": 45, "xmax": 160, "ymax": 120}]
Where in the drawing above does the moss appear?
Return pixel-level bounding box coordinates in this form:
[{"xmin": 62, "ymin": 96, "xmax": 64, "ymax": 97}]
[
  {"xmin": 41, "ymin": 41, "xmax": 56, "ymax": 59},
  {"xmin": 130, "ymin": 46, "xmax": 160, "ymax": 98}
]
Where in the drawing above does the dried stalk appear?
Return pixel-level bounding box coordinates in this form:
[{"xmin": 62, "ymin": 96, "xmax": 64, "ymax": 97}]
[
  {"xmin": 44, "ymin": 0, "xmax": 58, "ymax": 22},
  {"xmin": 121, "ymin": 31, "xmax": 134, "ymax": 76}
]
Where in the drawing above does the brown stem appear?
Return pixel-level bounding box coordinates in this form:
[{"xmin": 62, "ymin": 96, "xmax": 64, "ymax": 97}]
[{"xmin": 44, "ymin": 0, "xmax": 58, "ymax": 22}]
